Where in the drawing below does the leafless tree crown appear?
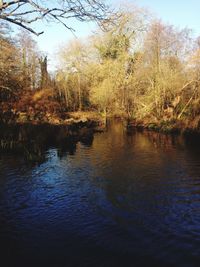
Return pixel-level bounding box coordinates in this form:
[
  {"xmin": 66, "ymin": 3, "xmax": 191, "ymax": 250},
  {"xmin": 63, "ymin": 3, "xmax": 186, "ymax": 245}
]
[{"xmin": 0, "ymin": 0, "xmax": 110, "ymax": 35}]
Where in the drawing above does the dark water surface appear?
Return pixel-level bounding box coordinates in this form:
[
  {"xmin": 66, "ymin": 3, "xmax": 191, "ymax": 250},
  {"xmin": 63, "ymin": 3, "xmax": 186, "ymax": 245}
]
[{"xmin": 1, "ymin": 121, "xmax": 200, "ymax": 267}]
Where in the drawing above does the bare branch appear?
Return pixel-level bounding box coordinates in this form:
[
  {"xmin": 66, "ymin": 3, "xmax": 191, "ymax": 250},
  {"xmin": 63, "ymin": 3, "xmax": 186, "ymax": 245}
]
[
  {"xmin": 0, "ymin": 0, "xmax": 110, "ymax": 35},
  {"xmin": 0, "ymin": 15, "xmax": 44, "ymax": 35}
]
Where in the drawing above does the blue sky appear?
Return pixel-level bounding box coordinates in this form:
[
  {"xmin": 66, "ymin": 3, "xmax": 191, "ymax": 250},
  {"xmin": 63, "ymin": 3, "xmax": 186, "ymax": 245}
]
[
  {"xmin": 28, "ymin": 0, "xmax": 200, "ymax": 69},
  {"xmin": 137, "ymin": 0, "xmax": 200, "ymax": 35}
]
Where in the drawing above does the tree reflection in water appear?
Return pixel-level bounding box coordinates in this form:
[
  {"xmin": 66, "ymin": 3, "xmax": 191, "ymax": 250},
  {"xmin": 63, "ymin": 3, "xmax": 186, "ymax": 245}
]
[
  {"xmin": 0, "ymin": 123, "xmax": 94, "ymax": 163},
  {"xmin": 0, "ymin": 120, "xmax": 200, "ymax": 267}
]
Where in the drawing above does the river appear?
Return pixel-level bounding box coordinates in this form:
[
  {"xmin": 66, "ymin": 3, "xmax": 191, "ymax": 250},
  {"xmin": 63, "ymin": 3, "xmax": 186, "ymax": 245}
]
[{"xmin": 0, "ymin": 120, "xmax": 200, "ymax": 267}]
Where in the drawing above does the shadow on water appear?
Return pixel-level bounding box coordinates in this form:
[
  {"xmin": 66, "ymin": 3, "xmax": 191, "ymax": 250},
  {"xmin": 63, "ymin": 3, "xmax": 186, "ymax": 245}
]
[
  {"xmin": 0, "ymin": 123, "xmax": 94, "ymax": 163},
  {"xmin": 0, "ymin": 120, "xmax": 200, "ymax": 267}
]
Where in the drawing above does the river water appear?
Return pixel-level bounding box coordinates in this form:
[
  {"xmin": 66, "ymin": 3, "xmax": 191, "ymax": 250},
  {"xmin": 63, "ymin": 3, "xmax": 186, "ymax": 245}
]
[{"xmin": 0, "ymin": 121, "xmax": 200, "ymax": 267}]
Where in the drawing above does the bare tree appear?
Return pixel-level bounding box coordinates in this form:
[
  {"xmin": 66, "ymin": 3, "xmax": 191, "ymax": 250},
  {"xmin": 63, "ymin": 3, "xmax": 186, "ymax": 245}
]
[
  {"xmin": 0, "ymin": 0, "xmax": 110, "ymax": 35},
  {"xmin": 17, "ymin": 29, "xmax": 40, "ymax": 89}
]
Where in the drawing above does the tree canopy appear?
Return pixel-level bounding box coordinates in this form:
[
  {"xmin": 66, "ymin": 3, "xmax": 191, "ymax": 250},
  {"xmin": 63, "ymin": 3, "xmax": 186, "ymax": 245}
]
[{"xmin": 0, "ymin": 4, "xmax": 200, "ymax": 130}]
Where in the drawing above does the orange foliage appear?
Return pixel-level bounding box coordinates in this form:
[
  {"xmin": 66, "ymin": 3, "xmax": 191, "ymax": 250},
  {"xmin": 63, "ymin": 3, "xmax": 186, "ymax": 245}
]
[
  {"xmin": 0, "ymin": 88, "xmax": 68, "ymax": 123},
  {"xmin": 14, "ymin": 89, "xmax": 60, "ymax": 113}
]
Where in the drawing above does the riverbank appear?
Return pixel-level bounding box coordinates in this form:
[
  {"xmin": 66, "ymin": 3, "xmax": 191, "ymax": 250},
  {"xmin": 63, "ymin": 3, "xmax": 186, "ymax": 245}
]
[
  {"xmin": 0, "ymin": 109, "xmax": 105, "ymax": 129},
  {"xmin": 0, "ymin": 88, "xmax": 106, "ymax": 131},
  {"xmin": 1, "ymin": 87, "xmax": 199, "ymax": 135},
  {"xmin": 127, "ymin": 117, "xmax": 200, "ymax": 135},
  {"xmin": 1, "ymin": 89, "xmax": 200, "ymax": 135}
]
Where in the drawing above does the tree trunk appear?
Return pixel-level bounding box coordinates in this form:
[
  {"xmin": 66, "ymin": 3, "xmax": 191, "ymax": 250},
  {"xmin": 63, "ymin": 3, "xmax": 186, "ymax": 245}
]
[
  {"xmin": 39, "ymin": 56, "xmax": 48, "ymax": 89},
  {"xmin": 78, "ymin": 73, "xmax": 82, "ymax": 111}
]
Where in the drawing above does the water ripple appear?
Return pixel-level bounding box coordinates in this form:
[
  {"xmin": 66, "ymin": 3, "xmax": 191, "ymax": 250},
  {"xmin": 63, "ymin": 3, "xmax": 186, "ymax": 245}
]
[{"xmin": 0, "ymin": 122, "xmax": 200, "ymax": 266}]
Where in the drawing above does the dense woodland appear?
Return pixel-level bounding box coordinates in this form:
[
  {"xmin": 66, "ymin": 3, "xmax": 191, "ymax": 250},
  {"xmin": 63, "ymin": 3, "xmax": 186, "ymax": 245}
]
[{"xmin": 0, "ymin": 2, "xmax": 200, "ymax": 131}]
